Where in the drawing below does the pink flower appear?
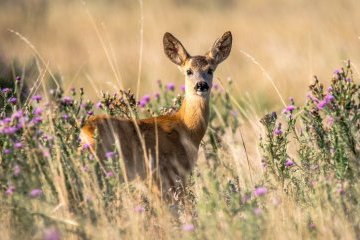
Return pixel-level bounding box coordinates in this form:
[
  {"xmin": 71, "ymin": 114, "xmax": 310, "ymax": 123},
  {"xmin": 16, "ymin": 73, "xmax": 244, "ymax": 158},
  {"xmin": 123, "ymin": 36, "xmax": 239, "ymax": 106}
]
[
  {"xmin": 134, "ymin": 205, "xmax": 145, "ymax": 213},
  {"xmin": 43, "ymin": 227, "xmax": 61, "ymax": 240},
  {"xmin": 6, "ymin": 185, "xmax": 15, "ymax": 196},
  {"xmin": 182, "ymin": 223, "xmax": 195, "ymax": 232},
  {"xmin": 254, "ymin": 186, "xmax": 267, "ymax": 197},
  {"xmin": 285, "ymin": 159, "xmax": 294, "ymax": 167},
  {"xmin": 29, "ymin": 188, "xmax": 43, "ymax": 198},
  {"xmin": 166, "ymin": 83, "xmax": 175, "ymax": 91},
  {"xmin": 13, "ymin": 165, "xmax": 21, "ymax": 176}
]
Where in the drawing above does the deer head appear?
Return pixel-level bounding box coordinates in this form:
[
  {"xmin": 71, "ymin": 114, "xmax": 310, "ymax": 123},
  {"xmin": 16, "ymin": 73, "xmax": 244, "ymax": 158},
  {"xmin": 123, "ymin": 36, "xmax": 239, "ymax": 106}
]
[{"xmin": 163, "ymin": 31, "xmax": 232, "ymax": 98}]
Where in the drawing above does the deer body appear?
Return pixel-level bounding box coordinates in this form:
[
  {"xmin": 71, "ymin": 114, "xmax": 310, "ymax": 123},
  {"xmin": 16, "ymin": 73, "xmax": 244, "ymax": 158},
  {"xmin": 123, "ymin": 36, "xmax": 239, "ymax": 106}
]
[{"xmin": 80, "ymin": 32, "xmax": 232, "ymax": 194}]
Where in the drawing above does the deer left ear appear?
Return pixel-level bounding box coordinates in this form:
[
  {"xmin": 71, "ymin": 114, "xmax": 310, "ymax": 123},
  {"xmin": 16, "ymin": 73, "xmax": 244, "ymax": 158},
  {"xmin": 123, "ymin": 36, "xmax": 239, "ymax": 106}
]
[{"xmin": 207, "ymin": 31, "xmax": 232, "ymax": 65}]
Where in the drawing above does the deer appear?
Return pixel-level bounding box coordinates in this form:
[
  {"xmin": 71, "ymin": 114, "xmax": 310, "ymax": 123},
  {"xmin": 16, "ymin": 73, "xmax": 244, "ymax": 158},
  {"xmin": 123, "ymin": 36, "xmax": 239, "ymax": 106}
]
[{"xmin": 80, "ymin": 31, "xmax": 232, "ymax": 198}]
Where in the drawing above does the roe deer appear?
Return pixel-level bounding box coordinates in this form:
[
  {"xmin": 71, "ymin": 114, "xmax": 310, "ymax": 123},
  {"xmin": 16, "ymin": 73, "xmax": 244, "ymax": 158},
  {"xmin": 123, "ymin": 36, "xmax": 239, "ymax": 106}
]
[{"xmin": 80, "ymin": 31, "xmax": 232, "ymax": 197}]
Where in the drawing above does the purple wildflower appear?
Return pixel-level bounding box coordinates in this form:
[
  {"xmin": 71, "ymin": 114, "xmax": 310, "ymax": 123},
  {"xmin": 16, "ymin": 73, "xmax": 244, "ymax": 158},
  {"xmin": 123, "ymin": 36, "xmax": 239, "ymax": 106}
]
[
  {"xmin": 87, "ymin": 111, "xmax": 94, "ymax": 116},
  {"xmin": 2, "ymin": 117, "xmax": 12, "ymax": 124},
  {"xmin": 182, "ymin": 223, "xmax": 195, "ymax": 232},
  {"xmin": 338, "ymin": 187, "xmax": 345, "ymax": 196},
  {"xmin": 180, "ymin": 85, "xmax": 186, "ymax": 92},
  {"xmin": 254, "ymin": 186, "xmax": 268, "ymax": 197},
  {"xmin": 345, "ymin": 78, "xmax": 352, "ymax": 82},
  {"xmin": 12, "ymin": 110, "xmax": 23, "ymax": 119},
  {"xmin": 83, "ymin": 165, "xmax": 89, "ymax": 172},
  {"xmin": 2, "ymin": 88, "xmax": 11, "ymax": 94},
  {"xmin": 31, "ymin": 116, "xmax": 42, "ymax": 125},
  {"xmin": 13, "ymin": 165, "xmax": 21, "ymax": 176},
  {"xmin": 32, "ymin": 95, "xmax": 42, "ymax": 103},
  {"xmin": 325, "ymin": 94, "xmax": 334, "ymax": 102},
  {"xmin": 16, "ymin": 76, "xmax": 21, "ymax": 81},
  {"xmin": 29, "ymin": 188, "xmax": 43, "ymax": 198},
  {"xmin": 213, "ymin": 83, "xmax": 219, "ymax": 90},
  {"xmin": 134, "ymin": 205, "xmax": 145, "ymax": 213},
  {"xmin": 82, "ymin": 143, "xmax": 91, "ymax": 150},
  {"xmin": 273, "ymin": 123, "xmax": 282, "ymax": 136},
  {"xmin": 141, "ymin": 94, "xmax": 151, "ymax": 104},
  {"xmin": 8, "ymin": 97, "xmax": 17, "ymax": 104},
  {"xmin": 43, "ymin": 227, "xmax": 61, "ymax": 240},
  {"xmin": 317, "ymin": 100, "xmax": 327, "ymax": 110},
  {"xmin": 106, "ymin": 171, "xmax": 114, "ymax": 178},
  {"xmin": 139, "ymin": 99, "xmax": 147, "ymax": 108},
  {"xmin": 95, "ymin": 102, "xmax": 102, "ymax": 109},
  {"xmin": 327, "ymin": 87, "xmax": 333, "ymax": 93},
  {"xmin": 2, "ymin": 126, "xmax": 17, "ymax": 135},
  {"xmin": 14, "ymin": 142, "xmax": 23, "ymax": 149},
  {"xmin": 253, "ymin": 207, "xmax": 263, "ymax": 216},
  {"xmin": 326, "ymin": 116, "xmax": 334, "ymax": 127},
  {"xmin": 62, "ymin": 96, "xmax": 73, "ymax": 105},
  {"xmin": 105, "ymin": 151, "xmax": 115, "ymax": 159},
  {"xmin": 166, "ymin": 83, "xmax": 175, "ymax": 91},
  {"xmin": 6, "ymin": 185, "xmax": 15, "ymax": 196},
  {"xmin": 63, "ymin": 114, "xmax": 69, "ymax": 120},
  {"xmin": 154, "ymin": 93, "xmax": 160, "ymax": 100},
  {"xmin": 285, "ymin": 158, "xmax": 294, "ymax": 167},
  {"xmin": 3, "ymin": 149, "xmax": 11, "ymax": 154},
  {"xmin": 333, "ymin": 69, "xmax": 341, "ymax": 75},
  {"xmin": 283, "ymin": 105, "xmax": 295, "ymax": 113},
  {"xmin": 242, "ymin": 193, "xmax": 251, "ymax": 203},
  {"xmin": 33, "ymin": 107, "xmax": 43, "ymax": 115}
]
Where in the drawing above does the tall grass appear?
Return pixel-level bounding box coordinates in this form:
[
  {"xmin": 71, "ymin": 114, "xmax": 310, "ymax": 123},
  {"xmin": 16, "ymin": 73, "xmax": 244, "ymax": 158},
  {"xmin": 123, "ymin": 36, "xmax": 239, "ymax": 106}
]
[{"xmin": 1, "ymin": 60, "xmax": 359, "ymax": 239}]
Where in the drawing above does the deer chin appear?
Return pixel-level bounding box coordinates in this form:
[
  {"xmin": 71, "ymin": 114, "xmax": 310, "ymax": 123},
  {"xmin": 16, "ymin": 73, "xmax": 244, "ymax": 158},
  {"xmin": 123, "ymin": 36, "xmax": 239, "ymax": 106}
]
[{"xmin": 195, "ymin": 89, "xmax": 209, "ymax": 97}]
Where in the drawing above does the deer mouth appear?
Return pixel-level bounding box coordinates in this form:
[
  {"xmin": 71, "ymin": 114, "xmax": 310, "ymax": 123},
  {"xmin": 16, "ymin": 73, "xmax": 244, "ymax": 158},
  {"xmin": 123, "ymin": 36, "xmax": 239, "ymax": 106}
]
[{"xmin": 194, "ymin": 82, "xmax": 209, "ymax": 95}]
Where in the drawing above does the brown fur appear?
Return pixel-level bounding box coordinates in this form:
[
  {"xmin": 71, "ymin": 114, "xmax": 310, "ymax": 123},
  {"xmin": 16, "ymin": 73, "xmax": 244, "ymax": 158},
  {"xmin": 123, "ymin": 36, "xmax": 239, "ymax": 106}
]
[{"xmin": 80, "ymin": 31, "xmax": 232, "ymax": 197}]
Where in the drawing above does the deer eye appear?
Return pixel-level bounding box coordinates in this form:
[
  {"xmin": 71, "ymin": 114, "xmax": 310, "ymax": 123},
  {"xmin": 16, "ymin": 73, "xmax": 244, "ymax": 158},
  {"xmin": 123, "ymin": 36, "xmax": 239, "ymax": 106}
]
[
  {"xmin": 186, "ymin": 69, "xmax": 193, "ymax": 76},
  {"xmin": 207, "ymin": 69, "xmax": 213, "ymax": 75}
]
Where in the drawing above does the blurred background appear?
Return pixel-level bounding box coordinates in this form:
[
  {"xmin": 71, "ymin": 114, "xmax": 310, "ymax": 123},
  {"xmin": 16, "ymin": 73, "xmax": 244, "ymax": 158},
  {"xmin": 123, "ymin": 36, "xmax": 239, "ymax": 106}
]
[{"xmin": 0, "ymin": 0, "xmax": 359, "ymax": 110}]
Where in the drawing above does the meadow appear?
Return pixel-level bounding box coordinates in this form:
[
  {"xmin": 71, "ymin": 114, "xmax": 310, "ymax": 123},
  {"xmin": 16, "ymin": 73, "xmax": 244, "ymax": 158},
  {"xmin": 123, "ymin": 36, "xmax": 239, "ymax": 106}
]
[{"xmin": 1, "ymin": 0, "xmax": 360, "ymax": 239}]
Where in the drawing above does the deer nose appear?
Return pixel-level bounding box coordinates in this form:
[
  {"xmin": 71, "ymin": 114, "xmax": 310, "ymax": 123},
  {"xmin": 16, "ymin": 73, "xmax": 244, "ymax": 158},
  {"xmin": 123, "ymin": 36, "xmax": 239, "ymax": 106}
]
[{"xmin": 194, "ymin": 81, "xmax": 209, "ymax": 92}]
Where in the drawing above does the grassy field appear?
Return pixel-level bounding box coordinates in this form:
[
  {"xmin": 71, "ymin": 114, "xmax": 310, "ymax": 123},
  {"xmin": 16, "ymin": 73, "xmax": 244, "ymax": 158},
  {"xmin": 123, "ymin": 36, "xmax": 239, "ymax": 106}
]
[{"xmin": 1, "ymin": 0, "xmax": 360, "ymax": 239}]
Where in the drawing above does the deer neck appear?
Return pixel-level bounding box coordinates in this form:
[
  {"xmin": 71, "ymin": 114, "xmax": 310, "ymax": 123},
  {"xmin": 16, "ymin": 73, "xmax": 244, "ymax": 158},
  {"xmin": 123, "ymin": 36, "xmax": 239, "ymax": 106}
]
[{"xmin": 176, "ymin": 94, "xmax": 210, "ymax": 146}]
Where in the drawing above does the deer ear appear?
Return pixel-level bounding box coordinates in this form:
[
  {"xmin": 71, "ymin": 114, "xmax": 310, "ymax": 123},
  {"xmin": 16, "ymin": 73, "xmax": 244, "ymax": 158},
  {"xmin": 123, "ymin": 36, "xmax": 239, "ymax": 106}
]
[
  {"xmin": 163, "ymin": 32, "xmax": 190, "ymax": 66},
  {"xmin": 207, "ymin": 31, "xmax": 232, "ymax": 65}
]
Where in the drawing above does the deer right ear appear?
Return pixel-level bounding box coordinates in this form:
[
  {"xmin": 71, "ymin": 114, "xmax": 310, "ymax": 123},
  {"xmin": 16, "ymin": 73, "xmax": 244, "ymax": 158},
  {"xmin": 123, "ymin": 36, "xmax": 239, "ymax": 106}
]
[{"xmin": 163, "ymin": 32, "xmax": 190, "ymax": 66}]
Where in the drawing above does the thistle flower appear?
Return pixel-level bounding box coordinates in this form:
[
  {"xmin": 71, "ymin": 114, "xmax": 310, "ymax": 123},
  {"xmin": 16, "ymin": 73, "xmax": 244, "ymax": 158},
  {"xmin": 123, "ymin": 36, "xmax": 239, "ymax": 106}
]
[
  {"xmin": 3, "ymin": 149, "xmax": 11, "ymax": 154},
  {"xmin": 283, "ymin": 105, "xmax": 295, "ymax": 113},
  {"xmin": 273, "ymin": 123, "xmax": 282, "ymax": 136},
  {"xmin": 87, "ymin": 111, "xmax": 94, "ymax": 116},
  {"xmin": 95, "ymin": 101, "xmax": 102, "ymax": 109},
  {"xmin": 182, "ymin": 223, "xmax": 195, "ymax": 232},
  {"xmin": 33, "ymin": 107, "xmax": 43, "ymax": 115},
  {"xmin": 254, "ymin": 186, "xmax": 267, "ymax": 197},
  {"xmin": 2, "ymin": 126, "xmax": 17, "ymax": 135},
  {"xmin": 82, "ymin": 143, "xmax": 91, "ymax": 150},
  {"xmin": 154, "ymin": 93, "xmax": 160, "ymax": 100},
  {"xmin": 2, "ymin": 88, "xmax": 11, "ymax": 94},
  {"xmin": 62, "ymin": 96, "xmax": 73, "ymax": 105},
  {"xmin": 105, "ymin": 151, "xmax": 115, "ymax": 159},
  {"xmin": 29, "ymin": 188, "xmax": 43, "ymax": 198},
  {"xmin": 106, "ymin": 171, "xmax": 114, "ymax": 178},
  {"xmin": 166, "ymin": 83, "xmax": 175, "ymax": 91},
  {"xmin": 6, "ymin": 186, "xmax": 15, "ymax": 196},
  {"xmin": 134, "ymin": 205, "xmax": 145, "ymax": 213},
  {"xmin": 180, "ymin": 85, "xmax": 186, "ymax": 92},
  {"xmin": 12, "ymin": 110, "xmax": 23, "ymax": 119},
  {"xmin": 285, "ymin": 158, "xmax": 294, "ymax": 167},
  {"xmin": 32, "ymin": 95, "xmax": 42, "ymax": 103},
  {"xmin": 8, "ymin": 97, "xmax": 17, "ymax": 104},
  {"xmin": 43, "ymin": 227, "xmax": 61, "ymax": 240},
  {"xmin": 63, "ymin": 114, "xmax": 69, "ymax": 120},
  {"xmin": 13, "ymin": 165, "xmax": 21, "ymax": 176},
  {"xmin": 253, "ymin": 207, "xmax": 263, "ymax": 216},
  {"xmin": 14, "ymin": 142, "xmax": 23, "ymax": 149},
  {"xmin": 139, "ymin": 99, "xmax": 147, "ymax": 108}
]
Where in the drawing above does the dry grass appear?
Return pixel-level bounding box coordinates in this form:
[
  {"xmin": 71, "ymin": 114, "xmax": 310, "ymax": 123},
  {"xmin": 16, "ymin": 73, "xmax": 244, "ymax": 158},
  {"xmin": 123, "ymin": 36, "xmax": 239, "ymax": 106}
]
[
  {"xmin": 1, "ymin": 1, "xmax": 360, "ymax": 239},
  {"xmin": 1, "ymin": 0, "xmax": 360, "ymax": 108}
]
